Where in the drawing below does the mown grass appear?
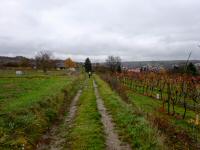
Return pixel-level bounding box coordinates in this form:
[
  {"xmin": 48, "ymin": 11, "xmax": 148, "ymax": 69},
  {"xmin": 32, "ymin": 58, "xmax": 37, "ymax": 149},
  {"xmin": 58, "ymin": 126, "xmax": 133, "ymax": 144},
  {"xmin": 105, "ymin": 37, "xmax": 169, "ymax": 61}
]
[
  {"xmin": 0, "ymin": 76, "xmax": 74, "ymax": 113},
  {"xmin": 0, "ymin": 71, "xmax": 83, "ymax": 150},
  {"xmin": 66, "ymin": 78, "xmax": 105, "ymax": 150},
  {"xmin": 0, "ymin": 69, "xmax": 67, "ymax": 77},
  {"xmin": 95, "ymin": 75, "xmax": 166, "ymax": 150}
]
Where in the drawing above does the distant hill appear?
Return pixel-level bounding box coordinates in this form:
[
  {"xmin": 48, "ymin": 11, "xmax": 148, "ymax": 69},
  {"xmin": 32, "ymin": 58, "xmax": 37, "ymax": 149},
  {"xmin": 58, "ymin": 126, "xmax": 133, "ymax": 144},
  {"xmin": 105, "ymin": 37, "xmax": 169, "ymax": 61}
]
[
  {"xmin": 0, "ymin": 56, "xmax": 29, "ymax": 64},
  {"xmin": 122, "ymin": 60, "xmax": 200, "ymax": 69},
  {"xmin": 0, "ymin": 56, "xmax": 35, "ymax": 68},
  {"xmin": 0, "ymin": 56, "xmax": 82, "ymax": 68},
  {"xmin": 1, "ymin": 56, "xmax": 200, "ymax": 69}
]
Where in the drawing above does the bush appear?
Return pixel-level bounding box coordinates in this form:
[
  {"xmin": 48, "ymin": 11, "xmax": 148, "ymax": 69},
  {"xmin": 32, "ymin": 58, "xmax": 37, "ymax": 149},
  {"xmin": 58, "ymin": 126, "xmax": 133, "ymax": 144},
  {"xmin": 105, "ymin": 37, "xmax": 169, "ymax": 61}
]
[{"xmin": 45, "ymin": 108, "xmax": 57, "ymax": 122}]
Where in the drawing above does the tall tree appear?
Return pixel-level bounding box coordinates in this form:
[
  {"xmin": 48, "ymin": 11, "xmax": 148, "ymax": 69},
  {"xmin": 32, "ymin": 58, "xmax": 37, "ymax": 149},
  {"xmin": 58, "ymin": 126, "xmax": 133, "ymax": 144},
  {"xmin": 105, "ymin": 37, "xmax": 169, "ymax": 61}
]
[
  {"xmin": 35, "ymin": 51, "xmax": 54, "ymax": 73},
  {"xmin": 84, "ymin": 58, "xmax": 92, "ymax": 73},
  {"xmin": 187, "ymin": 62, "xmax": 198, "ymax": 76},
  {"xmin": 117, "ymin": 64, "xmax": 122, "ymax": 73},
  {"xmin": 106, "ymin": 56, "xmax": 122, "ymax": 73}
]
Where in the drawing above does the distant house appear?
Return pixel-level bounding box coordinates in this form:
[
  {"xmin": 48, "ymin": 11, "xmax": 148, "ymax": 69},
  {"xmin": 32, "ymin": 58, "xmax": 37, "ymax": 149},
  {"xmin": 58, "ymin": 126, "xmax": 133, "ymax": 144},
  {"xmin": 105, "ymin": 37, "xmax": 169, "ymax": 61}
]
[
  {"xmin": 56, "ymin": 62, "xmax": 65, "ymax": 70},
  {"xmin": 16, "ymin": 70, "xmax": 23, "ymax": 76},
  {"xmin": 172, "ymin": 64, "xmax": 179, "ymax": 70},
  {"xmin": 140, "ymin": 65, "xmax": 165, "ymax": 73},
  {"xmin": 195, "ymin": 63, "xmax": 200, "ymax": 71},
  {"xmin": 122, "ymin": 66, "xmax": 128, "ymax": 71},
  {"xmin": 140, "ymin": 65, "xmax": 151, "ymax": 72},
  {"xmin": 127, "ymin": 68, "xmax": 141, "ymax": 73}
]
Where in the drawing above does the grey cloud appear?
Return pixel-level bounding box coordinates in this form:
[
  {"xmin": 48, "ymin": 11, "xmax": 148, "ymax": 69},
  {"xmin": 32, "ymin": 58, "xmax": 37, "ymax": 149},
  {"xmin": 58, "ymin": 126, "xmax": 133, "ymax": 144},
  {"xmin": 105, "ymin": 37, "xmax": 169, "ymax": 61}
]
[{"xmin": 0, "ymin": 0, "xmax": 200, "ymax": 62}]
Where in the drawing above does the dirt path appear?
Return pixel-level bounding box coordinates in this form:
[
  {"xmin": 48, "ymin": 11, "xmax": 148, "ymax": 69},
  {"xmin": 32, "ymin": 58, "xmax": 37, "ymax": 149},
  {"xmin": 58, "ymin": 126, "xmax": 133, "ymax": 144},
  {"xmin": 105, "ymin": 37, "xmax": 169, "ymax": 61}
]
[
  {"xmin": 93, "ymin": 80, "xmax": 132, "ymax": 150},
  {"xmin": 36, "ymin": 89, "xmax": 82, "ymax": 150}
]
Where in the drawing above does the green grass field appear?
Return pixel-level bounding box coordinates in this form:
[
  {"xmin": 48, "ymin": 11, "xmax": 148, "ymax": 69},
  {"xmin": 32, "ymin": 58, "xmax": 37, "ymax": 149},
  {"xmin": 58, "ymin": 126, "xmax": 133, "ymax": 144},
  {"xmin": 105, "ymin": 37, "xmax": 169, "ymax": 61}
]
[
  {"xmin": 0, "ymin": 69, "xmax": 67, "ymax": 77},
  {"xmin": 0, "ymin": 70, "xmax": 83, "ymax": 149},
  {"xmin": 0, "ymin": 76, "xmax": 73, "ymax": 113}
]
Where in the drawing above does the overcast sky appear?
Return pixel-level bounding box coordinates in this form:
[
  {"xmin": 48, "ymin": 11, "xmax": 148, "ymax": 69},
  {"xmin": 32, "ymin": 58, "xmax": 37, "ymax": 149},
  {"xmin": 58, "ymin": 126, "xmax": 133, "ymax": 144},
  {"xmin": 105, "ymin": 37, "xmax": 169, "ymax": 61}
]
[{"xmin": 0, "ymin": 0, "xmax": 200, "ymax": 62}]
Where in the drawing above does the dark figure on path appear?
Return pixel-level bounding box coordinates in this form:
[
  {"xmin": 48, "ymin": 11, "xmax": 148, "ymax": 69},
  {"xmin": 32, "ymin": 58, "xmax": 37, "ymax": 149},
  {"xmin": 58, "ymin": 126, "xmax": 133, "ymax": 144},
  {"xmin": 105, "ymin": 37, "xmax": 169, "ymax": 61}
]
[{"xmin": 88, "ymin": 71, "xmax": 92, "ymax": 78}]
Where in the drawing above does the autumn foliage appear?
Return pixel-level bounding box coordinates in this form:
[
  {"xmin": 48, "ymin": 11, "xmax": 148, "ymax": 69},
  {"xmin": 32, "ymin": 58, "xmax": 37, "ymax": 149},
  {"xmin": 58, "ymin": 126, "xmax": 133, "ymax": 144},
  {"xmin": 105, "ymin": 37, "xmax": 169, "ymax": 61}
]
[{"xmin": 64, "ymin": 58, "xmax": 76, "ymax": 68}]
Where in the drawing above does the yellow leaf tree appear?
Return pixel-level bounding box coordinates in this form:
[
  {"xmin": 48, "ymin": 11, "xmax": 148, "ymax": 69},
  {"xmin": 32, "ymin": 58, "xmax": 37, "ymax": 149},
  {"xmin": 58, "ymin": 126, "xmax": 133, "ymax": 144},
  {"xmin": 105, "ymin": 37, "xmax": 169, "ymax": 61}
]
[{"xmin": 64, "ymin": 58, "xmax": 76, "ymax": 68}]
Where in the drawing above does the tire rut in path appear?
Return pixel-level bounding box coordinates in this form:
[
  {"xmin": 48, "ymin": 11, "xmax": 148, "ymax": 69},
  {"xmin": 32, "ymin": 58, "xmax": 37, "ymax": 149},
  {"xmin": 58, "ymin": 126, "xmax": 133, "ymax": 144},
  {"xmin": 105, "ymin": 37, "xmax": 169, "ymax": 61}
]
[
  {"xmin": 36, "ymin": 89, "xmax": 82, "ymax": 150},
  {"xmin": 93, "ymin": 80, "xmax": 132, "ymax": 150}
]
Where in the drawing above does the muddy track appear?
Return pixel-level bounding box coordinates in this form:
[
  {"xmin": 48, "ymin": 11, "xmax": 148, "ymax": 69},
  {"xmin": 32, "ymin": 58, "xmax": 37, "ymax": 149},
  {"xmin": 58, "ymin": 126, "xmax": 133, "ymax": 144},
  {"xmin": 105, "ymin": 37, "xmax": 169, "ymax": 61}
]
[
  {"xmin": 36, "ymin": 89, "xmax": 82, "ymax": 150},
  {"xmin": 93, "ymin": 80, "xmax": 132, "ymax": 150}
]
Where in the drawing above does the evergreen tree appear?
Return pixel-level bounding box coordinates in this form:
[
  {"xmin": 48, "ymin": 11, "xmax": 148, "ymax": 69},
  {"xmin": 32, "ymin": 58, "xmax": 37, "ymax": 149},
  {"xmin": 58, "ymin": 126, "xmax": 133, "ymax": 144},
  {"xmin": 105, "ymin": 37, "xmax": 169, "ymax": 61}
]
[
  {"xmin": 187, "ymin": 62, "xmax": 198, "ymax": 76},
  {"xmin": 117, "ymin": 64, "xmax": 122, "ymax": 73},
  {"xmin": 84, "ymin": 58, "xmax": 92, "ymax": 73}
]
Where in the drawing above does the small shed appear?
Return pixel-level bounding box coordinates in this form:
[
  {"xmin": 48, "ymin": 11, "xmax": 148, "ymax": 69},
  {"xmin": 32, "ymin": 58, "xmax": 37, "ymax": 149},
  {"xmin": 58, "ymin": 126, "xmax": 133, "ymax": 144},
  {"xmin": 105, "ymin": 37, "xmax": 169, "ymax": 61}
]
[
  {"xmin": 16, "ymin": 70, "xmax": 23, "ymax": 76},
  {"xmin": 56, "ymin": 62, "xmax": 65, "ymax": 70}
]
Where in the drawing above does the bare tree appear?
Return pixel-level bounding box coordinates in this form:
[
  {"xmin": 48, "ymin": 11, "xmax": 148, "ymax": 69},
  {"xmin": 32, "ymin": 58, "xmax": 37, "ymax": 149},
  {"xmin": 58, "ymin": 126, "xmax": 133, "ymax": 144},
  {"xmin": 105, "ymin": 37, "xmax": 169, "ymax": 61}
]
[
  {"xmin": 35, "ymin": 51, "xmax": 54, "ymax": 73},
  {"xmin": 106, "ymin": 56, "xmax": 122, "ymax": 73}
]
